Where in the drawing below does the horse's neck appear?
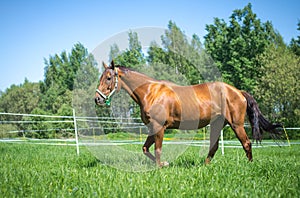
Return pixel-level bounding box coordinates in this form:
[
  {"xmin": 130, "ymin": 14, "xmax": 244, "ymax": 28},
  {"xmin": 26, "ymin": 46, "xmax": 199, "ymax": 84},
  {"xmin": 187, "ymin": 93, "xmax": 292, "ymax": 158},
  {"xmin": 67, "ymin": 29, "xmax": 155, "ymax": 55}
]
[
  {"xmin": 123, "ymin": 70, "xmax": 154, "ymax": 87},
  {"xmin": 120, "ymin": 70, "xmax": 154, "ymax": 104}
]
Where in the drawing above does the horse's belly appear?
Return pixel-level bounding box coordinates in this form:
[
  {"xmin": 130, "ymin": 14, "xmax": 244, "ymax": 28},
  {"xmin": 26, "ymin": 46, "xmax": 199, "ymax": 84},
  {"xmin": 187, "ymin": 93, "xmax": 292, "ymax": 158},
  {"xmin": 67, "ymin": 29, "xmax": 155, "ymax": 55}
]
[{"xmin": 168, "ymin": 119, "xmax": 210, "ymax": 130}]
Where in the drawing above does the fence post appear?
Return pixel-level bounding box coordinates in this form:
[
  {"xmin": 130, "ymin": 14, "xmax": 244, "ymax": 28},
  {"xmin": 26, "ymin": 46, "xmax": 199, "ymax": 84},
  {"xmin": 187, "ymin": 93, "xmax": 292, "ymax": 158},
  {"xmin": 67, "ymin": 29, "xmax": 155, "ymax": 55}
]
[
  {"xmin": 140, "ymin": 127, "xmax": 142, "ymax": 142},
  {"xmin": 73, "ymin": 109, "xmax": 80, "ymax": 156},
  {"xmin": 220, "ymin": 129, "xmax": 224, "ymax": 155}
]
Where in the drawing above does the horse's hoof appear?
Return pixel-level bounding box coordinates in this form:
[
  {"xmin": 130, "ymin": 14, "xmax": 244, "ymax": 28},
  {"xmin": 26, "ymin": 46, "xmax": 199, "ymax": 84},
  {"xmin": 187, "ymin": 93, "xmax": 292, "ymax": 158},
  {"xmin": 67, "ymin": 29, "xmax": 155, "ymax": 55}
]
[
  {"xmin": 160, "ymin": 161, "xmax": 169, "ymax": 167},
  {"xmin": 205, "ymin": 158, "xmax": 211, "ymax": 165}
]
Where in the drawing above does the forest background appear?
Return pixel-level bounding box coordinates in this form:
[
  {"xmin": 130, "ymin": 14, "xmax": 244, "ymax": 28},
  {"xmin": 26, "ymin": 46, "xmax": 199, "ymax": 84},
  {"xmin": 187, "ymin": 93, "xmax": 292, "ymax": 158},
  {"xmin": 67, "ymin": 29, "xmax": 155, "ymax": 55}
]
[{"xmin": 0, "ymin": 4, "xmax": 299, "ymax": 139}]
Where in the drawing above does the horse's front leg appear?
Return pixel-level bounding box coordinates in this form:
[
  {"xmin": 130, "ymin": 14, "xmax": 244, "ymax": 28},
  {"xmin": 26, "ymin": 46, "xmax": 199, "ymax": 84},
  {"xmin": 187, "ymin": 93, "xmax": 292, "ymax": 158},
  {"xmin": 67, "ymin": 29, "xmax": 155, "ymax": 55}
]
[
  {"xmin": 154, "ymin": 128, "xmax": 169, "ymax": 167},
  {"xmin": 142, "ymin": 130, "xmax": 168, "ymax": 167}
]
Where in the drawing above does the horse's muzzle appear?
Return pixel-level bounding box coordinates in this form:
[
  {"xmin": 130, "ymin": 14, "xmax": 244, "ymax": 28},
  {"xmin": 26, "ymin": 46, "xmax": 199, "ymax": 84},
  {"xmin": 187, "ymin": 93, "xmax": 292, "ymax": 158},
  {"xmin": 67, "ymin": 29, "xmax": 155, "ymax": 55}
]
[{"xmin": 95, "ymin": 96, "xmax": 105, "ymax": 106}]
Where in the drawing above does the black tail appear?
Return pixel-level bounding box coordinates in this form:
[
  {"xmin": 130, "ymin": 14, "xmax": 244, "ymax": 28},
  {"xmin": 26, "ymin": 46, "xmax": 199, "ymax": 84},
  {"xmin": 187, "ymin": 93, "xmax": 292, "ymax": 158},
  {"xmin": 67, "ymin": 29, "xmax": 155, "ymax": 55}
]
[{"xmin": 241, "ymin": 91, "xmax": 283, "ymax": 143}]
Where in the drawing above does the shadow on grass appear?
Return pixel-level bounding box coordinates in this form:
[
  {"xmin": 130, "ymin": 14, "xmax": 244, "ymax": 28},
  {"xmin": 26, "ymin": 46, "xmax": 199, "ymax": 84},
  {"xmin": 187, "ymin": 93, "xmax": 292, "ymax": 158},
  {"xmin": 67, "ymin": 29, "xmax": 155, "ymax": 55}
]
[{"xmin": 169, "ymin": 156, "xmax": 207, "ymax": 168}]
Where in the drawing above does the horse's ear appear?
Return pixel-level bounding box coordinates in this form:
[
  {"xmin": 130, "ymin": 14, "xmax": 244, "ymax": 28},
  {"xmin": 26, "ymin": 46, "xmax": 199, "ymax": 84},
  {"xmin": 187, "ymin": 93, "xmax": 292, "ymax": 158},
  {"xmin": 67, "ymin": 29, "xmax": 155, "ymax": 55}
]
[
  {"xmin": 111, "ymin": 60, "xmax": 115, "ymax": 70},
  {"xmin": 102, "ymin": 61, "xmax": 108, "ymax": 69}
]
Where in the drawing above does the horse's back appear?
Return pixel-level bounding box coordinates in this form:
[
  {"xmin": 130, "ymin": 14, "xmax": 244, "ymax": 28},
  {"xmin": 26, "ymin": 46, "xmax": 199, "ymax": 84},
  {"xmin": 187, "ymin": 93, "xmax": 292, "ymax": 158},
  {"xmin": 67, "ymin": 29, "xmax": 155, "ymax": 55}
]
[{"xmin": 142, "ymin": 81, "xmax": 246, "ymax": 129}]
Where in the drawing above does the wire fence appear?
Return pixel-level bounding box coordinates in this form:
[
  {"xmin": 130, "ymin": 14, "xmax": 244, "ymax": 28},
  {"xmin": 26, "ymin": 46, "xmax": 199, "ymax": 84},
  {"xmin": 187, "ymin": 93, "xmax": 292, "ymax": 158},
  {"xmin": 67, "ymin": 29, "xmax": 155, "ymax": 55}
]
[
  {"xmin": 0, "ymin": 111, "xmax": 148, "ymax": 155},
  {"xmin": 1, "ymin": 111, "xmax": 299, "ymax": 156},
  {"xmin": 0, "ymin": 111, "xmax": 145, "ymax": 136}
]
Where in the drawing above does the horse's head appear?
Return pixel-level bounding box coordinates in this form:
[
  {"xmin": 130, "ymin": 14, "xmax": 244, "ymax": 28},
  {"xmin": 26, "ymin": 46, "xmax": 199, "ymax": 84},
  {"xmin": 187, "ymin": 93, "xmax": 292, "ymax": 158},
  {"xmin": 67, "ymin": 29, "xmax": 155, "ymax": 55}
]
[{"xmin": 95, "ymin": 60, "xmax": 119, "ymax": 106}]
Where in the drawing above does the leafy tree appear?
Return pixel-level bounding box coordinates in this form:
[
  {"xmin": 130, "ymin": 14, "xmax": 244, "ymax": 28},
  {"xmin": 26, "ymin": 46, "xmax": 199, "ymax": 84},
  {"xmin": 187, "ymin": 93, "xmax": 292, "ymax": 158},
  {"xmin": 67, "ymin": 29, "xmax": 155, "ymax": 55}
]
[
  {"xmin": 0, "ymin": 79, "xmax": 40, "ymax": 136},
  {"xmin": 289, "ymin": 20, "xmax": 300, "ymax": 56},
  {"xmin": 161, "ymin": 21, "xmax": 194, "ymax": 81},
  {"xmin": 72, "ymin": 52, "xmax": 104, "ymax": 134},
  {"xmin": 69, "ymin": 43, "xmax": 91, "ymax": 90},
  {"xmin": 43, "ymin": 43, "xmax": 89, "ymax": 92},
  {"xmin": 22, "ymin": 108, "xmax": 52, "ymax": 138},
  {"xmin": 148, "ymin": 21, "xmax": 210, "ymax": 85},
  {"xmin": 40, "ymin": 43, "xmax": 95, "ymax": 115},
  {"xmin": 113, "ymin": 30, "xmax": 146, "ymax": 69},
  {"xmin": 109, "ymin": 43, "xmax": 120, "ymax": 62},
  {"xmin": 204, "ymin": 3, "xmax": 284, "ymax": 92},
  {"xmin": 255, "ymin": 44, "xmax": 300, "ymax": 134},
  {"xmin": 147, "ymin": 41, "xmax": 167, "ymax": 64},
  {"xmin": 108, "ymin": 31, "xmax": 147, "ymax": 123},
  {"xmin": 73, "ymin": 61, "xmax": 99, "ymax": 117},
  {"xmin": 0, "ymin": 79, "xmax": 40, "ymax": 118}
]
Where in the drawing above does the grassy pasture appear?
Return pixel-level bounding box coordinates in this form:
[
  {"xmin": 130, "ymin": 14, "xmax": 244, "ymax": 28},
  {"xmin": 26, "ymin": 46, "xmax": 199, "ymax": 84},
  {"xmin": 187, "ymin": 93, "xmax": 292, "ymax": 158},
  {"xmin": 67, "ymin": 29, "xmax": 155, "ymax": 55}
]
[{"xmin": 0, "ymin": 142, "xmax": 299, "ymax": 197}]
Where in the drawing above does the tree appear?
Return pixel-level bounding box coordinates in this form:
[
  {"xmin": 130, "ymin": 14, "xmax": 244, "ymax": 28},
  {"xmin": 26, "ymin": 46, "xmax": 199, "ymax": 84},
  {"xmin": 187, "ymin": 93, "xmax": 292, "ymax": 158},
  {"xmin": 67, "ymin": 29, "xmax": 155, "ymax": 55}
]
[
  {"xmin": 148, "ymin": 21, "xmax": 210, "ymax": 85},
  {"xmin": 204, "ymin": 3, "xmax": 284, "ymax": 92},
  {"xmin": 255, "ymin": 44, "xmax": 300, "ymax": 133},
  {"xmin": 0, "ymin": 80, "xmax": 40, "ymax": 116},
  {"xmin": 113, "ymin": 30, "xmax": 146, "ymax": 69},
  {"xmin": 73, "ymin": 52, "xmax": 100, "ymax": 118},
  {"xmin": 22, "ymin": 108, "xmax": 52, "ymax": 138},
  {"xmin": 109, "ymin": 43, "xmax": 120, "ymax": 62},
  {"xmin": 161, "ymin": 21, "xmax": 192, "ymax": 77},
  {"xmin": 107, "ymin": 31, "xmax": 147, "ymax": 122},
  {"xmin": 40, "ymin": 43, "xmax": 96, "ymax": 115},
  {"xmin": 0, "ymin": 80, "xmax": 40, "ymax": 136},
  {"xmin": 289, "ymin": 20, "xmax": 300, "ymax": 56}
]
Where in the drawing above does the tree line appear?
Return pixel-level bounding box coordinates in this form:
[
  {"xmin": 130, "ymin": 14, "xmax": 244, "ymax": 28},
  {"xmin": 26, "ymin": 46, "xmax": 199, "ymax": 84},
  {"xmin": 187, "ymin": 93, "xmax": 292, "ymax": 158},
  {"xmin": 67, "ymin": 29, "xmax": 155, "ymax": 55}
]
[{"xmin": 0, "ymin": 3, "xmax": 299, "ymax": 139}]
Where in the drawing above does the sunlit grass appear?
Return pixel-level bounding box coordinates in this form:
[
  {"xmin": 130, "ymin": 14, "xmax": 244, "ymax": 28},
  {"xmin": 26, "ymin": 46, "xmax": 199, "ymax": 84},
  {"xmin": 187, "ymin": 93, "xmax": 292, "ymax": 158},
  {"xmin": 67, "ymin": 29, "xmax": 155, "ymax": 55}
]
[{"xmin": 0, "ymin": 142, "xmax": 299, "ymax": 197}]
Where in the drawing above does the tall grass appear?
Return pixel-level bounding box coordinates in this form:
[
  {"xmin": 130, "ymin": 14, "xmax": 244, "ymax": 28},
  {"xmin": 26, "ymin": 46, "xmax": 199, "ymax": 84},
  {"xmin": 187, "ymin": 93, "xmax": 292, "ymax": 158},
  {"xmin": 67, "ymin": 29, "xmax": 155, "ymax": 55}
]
[{"xmin": 0, "ymin": 142, "xmax": 299, "ymax": 197}]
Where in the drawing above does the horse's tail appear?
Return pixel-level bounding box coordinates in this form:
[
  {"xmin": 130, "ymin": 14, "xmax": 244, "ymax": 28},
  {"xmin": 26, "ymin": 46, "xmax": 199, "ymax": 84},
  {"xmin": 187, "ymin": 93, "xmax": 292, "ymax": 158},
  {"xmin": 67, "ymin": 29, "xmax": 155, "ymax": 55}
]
[{"xmin": 241, "ymin": 91, "xmax": 283, "ymax": 143}]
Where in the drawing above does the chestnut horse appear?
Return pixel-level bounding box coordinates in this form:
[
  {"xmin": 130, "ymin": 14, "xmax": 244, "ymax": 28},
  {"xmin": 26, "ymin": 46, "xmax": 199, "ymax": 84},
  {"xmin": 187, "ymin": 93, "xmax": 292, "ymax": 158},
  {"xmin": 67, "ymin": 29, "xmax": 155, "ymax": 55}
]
[{"xmin": 95, "ymin": 61, "xmax": 282, "ymax": 167}]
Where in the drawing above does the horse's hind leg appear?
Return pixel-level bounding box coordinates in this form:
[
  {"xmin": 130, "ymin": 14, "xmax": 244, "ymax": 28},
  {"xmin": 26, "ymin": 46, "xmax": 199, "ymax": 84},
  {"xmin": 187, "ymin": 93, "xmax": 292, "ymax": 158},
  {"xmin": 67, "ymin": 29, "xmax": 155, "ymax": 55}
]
[
  {"xmin": 205, "ymin": 116, "xmax": 225, "ymax": 164},
  {"xmin": 142, "ymin": 135, "xmax": 155, "ymax": 162},
  {"xmin": 205, "ymin": 137, "xmax": 219, "ymax": 164},
  {"xmin": 232, "ymin": 125, "xmax": 252, "ymax": 161}
]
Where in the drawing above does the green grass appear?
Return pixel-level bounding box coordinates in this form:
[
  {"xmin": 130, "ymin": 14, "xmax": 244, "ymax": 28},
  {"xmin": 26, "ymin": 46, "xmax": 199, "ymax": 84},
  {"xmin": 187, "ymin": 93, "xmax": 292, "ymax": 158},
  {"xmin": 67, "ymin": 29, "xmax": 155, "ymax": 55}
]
[{"xmin": 0, "ymin": 142, "xmax": 299, "ymax": 197}]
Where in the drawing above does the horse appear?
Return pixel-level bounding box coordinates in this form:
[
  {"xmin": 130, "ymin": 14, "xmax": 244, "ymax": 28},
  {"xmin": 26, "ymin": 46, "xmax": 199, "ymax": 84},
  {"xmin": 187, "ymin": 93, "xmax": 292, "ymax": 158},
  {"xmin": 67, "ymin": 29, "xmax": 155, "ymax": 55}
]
[{"xmin": 94, "ymin": 61, "xmax": 282, "ymax": 167}]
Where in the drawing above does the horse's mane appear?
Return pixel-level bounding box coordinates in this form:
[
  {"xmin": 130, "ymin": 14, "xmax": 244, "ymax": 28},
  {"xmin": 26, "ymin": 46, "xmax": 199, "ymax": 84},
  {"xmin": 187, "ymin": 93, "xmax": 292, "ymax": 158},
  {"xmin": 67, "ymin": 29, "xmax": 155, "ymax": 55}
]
[
  {"xmin": 115, "ymin": 65, "xmax": 186, "ymax": 87},
  {"xmin": 116, "ymin": 65, "xmax": 156, "ymax": 81},
  {"xmin": 116, "ymin": 65, "xmax": 132, "ymax": 73}
]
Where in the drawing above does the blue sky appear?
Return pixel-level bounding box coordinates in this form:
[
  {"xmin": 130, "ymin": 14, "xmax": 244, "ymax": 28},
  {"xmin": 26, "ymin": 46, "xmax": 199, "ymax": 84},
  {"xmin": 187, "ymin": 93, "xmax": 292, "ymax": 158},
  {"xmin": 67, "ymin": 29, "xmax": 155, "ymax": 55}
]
[{"xmin": 0, "ymin": 0, "xmax": 299, "ymax": 91}]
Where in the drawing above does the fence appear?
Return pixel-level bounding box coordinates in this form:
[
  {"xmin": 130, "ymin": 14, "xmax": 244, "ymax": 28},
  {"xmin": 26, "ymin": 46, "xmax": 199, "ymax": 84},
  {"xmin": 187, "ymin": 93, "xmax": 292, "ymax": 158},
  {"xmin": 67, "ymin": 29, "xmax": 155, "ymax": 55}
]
[
  {"xmin": 0, "ymin": 111, "xmax": 147, "ymax": 155},
  {"xmin": 0, "ymin": 111, "xmax": 298, "ymax": 156}
]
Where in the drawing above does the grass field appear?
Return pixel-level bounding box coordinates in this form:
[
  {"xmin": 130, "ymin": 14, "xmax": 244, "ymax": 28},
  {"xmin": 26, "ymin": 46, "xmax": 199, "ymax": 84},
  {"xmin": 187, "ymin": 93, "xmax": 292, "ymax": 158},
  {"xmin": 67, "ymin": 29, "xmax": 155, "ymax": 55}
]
[{"xmin": 0, "ymin": 142, "xmax": 299, "ymax": 197}]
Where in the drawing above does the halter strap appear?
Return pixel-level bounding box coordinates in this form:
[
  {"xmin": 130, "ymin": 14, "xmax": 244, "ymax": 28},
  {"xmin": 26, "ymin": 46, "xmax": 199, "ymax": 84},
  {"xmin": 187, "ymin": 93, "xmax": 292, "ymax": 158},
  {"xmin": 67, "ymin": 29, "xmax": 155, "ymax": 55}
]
[{"xmin": 96, "ymin": 68, "xmax": 118, "ymax": 106}]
